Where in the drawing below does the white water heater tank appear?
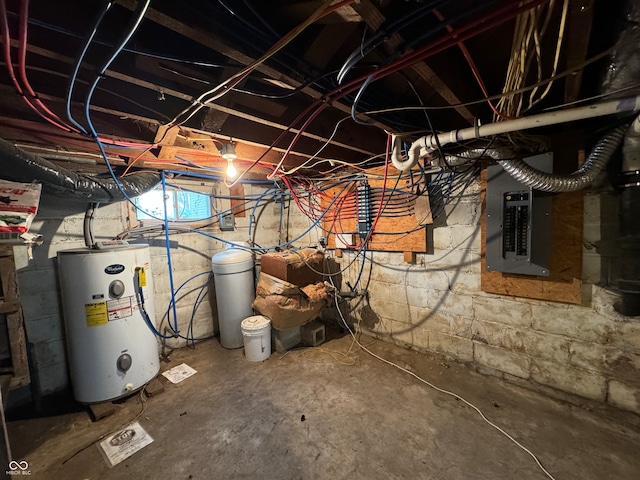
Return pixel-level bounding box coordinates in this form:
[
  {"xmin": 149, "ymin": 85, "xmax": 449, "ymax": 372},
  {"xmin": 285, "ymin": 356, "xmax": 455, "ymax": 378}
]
[{"xmin": 57, "ymin": 245, "xmax": 160, "ymax": 403}]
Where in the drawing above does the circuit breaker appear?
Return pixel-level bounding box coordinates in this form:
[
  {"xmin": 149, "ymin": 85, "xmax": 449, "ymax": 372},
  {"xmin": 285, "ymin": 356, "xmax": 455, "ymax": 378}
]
[{"xmin": 485, "ymin": 153, "xmax": 552, "ymax": 276}]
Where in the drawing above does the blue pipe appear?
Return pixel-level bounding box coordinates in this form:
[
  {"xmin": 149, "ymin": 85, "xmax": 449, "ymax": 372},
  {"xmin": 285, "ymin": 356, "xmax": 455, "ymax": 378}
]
[
  {"xmin": 136, "ymin": 269, "xmax": 175, "ymax": 339},
  {"xmin": 180, "ymin": 179, "xmax": 350, "ymax": 250},
  {"xmin": 350, "ymin": 243, "xmax": 368, "ymax": 292},
  {"xmin": 166, "ymin": 168, "xmax": 274, "ymax": 184},
  {"xmin": 80, "ymin": 0, "xmax": 169, "ymax": 221},
  {"xmin": 66, "ymin": 0, "xmax": 115, "ymax": 134},
  {"xmin": 162, "ymin": 171, "xmax": 180, "ymax": 333},
  {"xmin": 248, "ymin": 186, "xmax": 277, "ymax": 239},
  {"xmin": 186, "ymin": 275, "xmax": 215, "ymax": 347},
  {"xmin": 167, "ymin": 272, "xmax": 211, "ymax": 309}
]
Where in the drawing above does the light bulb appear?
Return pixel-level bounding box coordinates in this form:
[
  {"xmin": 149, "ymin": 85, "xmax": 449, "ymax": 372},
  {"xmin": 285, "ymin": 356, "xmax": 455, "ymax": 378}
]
[{"xmin": 226, "ymin": 158, "xmax": 237, "ymax": 179}]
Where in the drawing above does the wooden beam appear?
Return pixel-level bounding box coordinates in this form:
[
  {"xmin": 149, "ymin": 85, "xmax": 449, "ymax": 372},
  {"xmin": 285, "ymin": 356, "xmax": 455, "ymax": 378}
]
[
  {"xmin": 304, "ymin": 23, "xmax": 355, "ymax": 70},
  {"xmin": 351, "ymin": 0, "xmax": 475, "ymax": 125},
  {"xmin": 203, "ymin": 102, "xmax": 376, "ymax": 156},
  {"xmin": 564, "ymin": 0, "xmax": 595, "ymax": 103},
  {"xmin": 18, "ymin": 42, "xmax": 376, "ymax": 158},
  {"xmin": 114, "ymin": 0, "xmax": 390, "ymax": 131},
  {"xmin": 0, "ymin": 115, "xmax": 311, "ymax": 177}
]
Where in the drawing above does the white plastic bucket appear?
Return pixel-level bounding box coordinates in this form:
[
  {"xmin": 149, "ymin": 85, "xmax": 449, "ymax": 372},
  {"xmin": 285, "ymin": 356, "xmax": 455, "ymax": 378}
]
[{"xmin": 241, "ymin": 316, "xmax": 271, "ymax": 362}]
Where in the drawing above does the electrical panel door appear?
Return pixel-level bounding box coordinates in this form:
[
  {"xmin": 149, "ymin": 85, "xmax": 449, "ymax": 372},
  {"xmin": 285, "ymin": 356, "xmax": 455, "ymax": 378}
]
[{"xmin": 485, "ymin": 153, "xmax": 552, "ymax": 276}]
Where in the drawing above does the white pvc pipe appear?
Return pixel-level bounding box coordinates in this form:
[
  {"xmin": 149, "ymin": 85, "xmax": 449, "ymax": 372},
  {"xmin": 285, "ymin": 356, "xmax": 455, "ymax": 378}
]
[{"xmin": 391, "ymin": 95, "xmax": 640, "ymax": 171}]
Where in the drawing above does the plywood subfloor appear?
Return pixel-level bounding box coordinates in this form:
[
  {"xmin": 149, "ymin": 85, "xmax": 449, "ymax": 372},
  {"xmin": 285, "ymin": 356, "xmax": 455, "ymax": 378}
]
[{"xmin": 7, "ymin": 334, "xmax": 640, "ymax": 480}]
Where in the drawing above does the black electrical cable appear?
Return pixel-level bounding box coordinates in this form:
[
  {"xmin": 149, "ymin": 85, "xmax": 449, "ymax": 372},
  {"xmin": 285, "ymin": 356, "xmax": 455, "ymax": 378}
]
[
  {"xmin": 232, "ymin": 70, "xmax": 339, "ymax": 99},
  {"xmin": 241, "ymin": 0, "xmax": 280, "ymax": 40},
  {"xmin": 348, "ymin": 0, "xmax": 501, "ymax": 126},
  {"xmin": 337, "ymin": 0, "xmax": 450, "ymax": 84},
  {"xmin": 182, "ymin": 0, "xmax": 320, "ymax": 91},
  {"xmin": 66, "ymin": 0, "xmax": 115, "ymax": 134},
  {"xmin": 158, "ymin": 60, "xmax": 341, "ymax": 100},
  {"xmin": 15, "ymin": 11, "xmax": 239, "ymax": 69},
  {"xmin": 17, "ymin": 62, "xmax": 171, "ymax": 121}
]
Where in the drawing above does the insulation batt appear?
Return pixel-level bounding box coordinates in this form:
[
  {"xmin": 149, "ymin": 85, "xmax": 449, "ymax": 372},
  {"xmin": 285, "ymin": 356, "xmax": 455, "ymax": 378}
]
[{"xmin": 252, "ymin": 273, "xmax": 331, "ymax": 330}]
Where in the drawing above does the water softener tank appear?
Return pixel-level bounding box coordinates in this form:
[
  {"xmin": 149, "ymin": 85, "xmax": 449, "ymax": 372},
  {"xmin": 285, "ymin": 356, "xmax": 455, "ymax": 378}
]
[
  {"xmin": 211, "ymin": 246, "xmax": 255, "ymax": 348},
  {"xmin": 57, "ymin": 245, "xmax": 159, "ymax": 403}
]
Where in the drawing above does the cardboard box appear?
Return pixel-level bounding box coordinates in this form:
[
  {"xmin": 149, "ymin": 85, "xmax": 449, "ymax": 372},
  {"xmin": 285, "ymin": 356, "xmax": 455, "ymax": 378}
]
[{"xmin": 260, "ymin": 249, "xmax": 324, "ymax": 287}]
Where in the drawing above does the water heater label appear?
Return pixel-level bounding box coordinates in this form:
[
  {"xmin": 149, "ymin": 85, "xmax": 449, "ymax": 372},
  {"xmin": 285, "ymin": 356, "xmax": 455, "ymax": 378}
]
[
  {"xmin": 107, "ymin": 297, "xmax": 133, "ymax": 321},
  {"xmin": 85, "ymin": 302, "xmax": 108, "ymax": 327},
  {"xmin": 105, "ymin": 264, "xmax": 125, "ymax": 275}
]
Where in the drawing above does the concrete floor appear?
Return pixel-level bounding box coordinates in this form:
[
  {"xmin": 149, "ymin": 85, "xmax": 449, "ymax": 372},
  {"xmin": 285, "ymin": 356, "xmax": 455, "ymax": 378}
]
[{"xmin": 7, "ymin": 331, "xmax": 640, "ymax": 480}]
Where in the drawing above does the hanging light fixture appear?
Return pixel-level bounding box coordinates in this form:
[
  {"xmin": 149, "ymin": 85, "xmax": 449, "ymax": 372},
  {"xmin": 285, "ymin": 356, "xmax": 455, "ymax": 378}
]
[{"xmin": 218, "ymin": 143, "xmax": 237, "ymax": 179}]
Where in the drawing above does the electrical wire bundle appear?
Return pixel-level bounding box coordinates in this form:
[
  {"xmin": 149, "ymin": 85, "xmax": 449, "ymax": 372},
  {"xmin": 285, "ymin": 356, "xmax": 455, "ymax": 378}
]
[
  {"xmin": 495, "ymin": 0, "xmax": 570, "ymax": 119},
  {"xmin": 257, "ymin": 0, "xmax": 551, "ymax": 179}
]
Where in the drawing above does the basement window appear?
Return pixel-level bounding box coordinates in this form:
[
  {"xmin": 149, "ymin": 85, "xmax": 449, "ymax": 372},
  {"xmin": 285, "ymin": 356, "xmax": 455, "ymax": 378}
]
[{"xmin": 134, "ymin": 187, "xmax": 212, "ymax": 221}]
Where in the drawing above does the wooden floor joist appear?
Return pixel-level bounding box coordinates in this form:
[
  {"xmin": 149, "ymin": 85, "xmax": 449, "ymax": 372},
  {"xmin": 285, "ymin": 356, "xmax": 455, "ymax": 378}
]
[{"xmin": 351, "ymin": 0, "xmax": 476, "ymax": 125}]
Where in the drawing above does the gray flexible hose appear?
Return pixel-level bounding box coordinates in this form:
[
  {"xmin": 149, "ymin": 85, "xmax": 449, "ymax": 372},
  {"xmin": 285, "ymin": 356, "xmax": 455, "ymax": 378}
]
[
  {"xmin": 497, "ymin": 127, "xmax": 625, "ymax": 192},
  {"xmin": 433, "ymin": 128, "xmax": 625, "ymax": 192},
  {"xmin": 438, "ymin": 148, "xmax": 513, "ymax": 167}
]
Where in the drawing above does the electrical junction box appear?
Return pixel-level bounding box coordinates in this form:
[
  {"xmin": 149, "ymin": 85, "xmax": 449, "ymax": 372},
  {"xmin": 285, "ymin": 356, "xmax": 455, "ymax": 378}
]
[
  {"xmin": 219, "ymin": 213, "xmax": 235, "ymax": 231},
  {"xmin": 485, "ymin": 153, "xmax": 552, "ymax": 276}
]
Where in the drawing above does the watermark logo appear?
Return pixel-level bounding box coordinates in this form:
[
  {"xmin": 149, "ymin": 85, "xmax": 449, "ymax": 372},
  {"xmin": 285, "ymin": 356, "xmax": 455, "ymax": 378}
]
[{"xmin": 7, "ymin": 460, "xmax": 31, "ymax": 475}]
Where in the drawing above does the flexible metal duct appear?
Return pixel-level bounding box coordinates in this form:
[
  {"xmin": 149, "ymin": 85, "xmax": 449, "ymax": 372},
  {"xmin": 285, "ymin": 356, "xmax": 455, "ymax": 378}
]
[
  {"xmin": 497, "ymin": 126, "xmax": 626, "ymax": 192},
  {"xmin": 621, "ymin": 115, "xmax": 640, "ymax": 176},
  {"xmin": 434, "ymin": 148, "xmax": 514, "ymax": 167},
  {"xmin": 0, "ymin": 137, "xmax": 160, "ymax": 203},
  {"xmin": 601, "ymin": 0, "xmax": 640, "ymax": 315},
  {"xmin": 601, "ymin": 0, "xmax": 640, "ymax": 97},
  {"xmin": 433, "ymin": 130, "xmax": 625, "ymax": 194}
]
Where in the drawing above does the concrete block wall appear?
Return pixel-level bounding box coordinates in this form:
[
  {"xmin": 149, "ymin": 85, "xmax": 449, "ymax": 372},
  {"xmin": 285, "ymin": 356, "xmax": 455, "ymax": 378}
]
[
  {"xmin": 339, "ymin": 180, "xmax": 640, "ymax": 415},
  {"xmin": 13, "ymin": 183, "xmax": 320, "ymax": 397}
]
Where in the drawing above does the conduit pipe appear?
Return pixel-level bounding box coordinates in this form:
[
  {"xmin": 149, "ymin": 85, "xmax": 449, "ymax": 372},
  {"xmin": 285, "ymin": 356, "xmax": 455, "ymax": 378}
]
[
  {"xmin": 391, "ymin": 95, "xmax": 640, "ymax": 171},
  {"xmin": 83, "ymin": 202, "xmax": 98, "ymax": 248}
]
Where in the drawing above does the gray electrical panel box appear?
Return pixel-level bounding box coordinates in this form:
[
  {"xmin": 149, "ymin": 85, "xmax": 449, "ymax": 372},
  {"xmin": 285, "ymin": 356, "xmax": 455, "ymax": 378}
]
[
  {"xmin": 485, "ymin": 153, "xmax": 552, "ymax": 276},
  {"xmin": 219, "ymin": 213, "xmax": 235, "ymax": 231}
]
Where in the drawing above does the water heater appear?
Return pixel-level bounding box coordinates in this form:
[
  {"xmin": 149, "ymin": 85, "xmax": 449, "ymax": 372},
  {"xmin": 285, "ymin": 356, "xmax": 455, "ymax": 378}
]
[{"xmin": 58, "ymin": 245, "xmax": 159, "ymax": 403}]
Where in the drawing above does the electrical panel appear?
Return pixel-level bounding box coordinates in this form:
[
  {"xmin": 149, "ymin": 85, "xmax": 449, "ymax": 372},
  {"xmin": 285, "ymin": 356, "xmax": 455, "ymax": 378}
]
[
  {"xmin": 219, "ymin": 213, "xmax": 235, "ymax": 231},
  {"xmin": 485, "ymin": 153, "xmax": 552, "ymax": 276}
]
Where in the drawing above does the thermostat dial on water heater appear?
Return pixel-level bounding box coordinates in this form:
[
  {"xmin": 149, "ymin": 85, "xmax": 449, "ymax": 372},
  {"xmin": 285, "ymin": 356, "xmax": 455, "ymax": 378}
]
[{"xmin": 109, "ymin": 280, "xmax": 125, "ymax": 298}]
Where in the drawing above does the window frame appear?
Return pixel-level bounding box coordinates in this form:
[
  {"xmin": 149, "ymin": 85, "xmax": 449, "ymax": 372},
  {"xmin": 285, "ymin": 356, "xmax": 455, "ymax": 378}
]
[{"xmin": 131, "ymin": 181, "xmax": 215, "ymax": 224}]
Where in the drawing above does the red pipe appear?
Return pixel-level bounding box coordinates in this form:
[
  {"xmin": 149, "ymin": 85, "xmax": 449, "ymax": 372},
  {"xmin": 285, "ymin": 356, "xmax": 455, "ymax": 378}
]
[
  {"xmin": 433, "ymin": 8, "xmax": 514, "ymax": 119},
  {"xmin": 17, "ymin": 0, "xmax": 79, "ymax": 132},
  {"xmin": 0, "ymin": 0, "xmax": 58, "ymax": 125}
]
